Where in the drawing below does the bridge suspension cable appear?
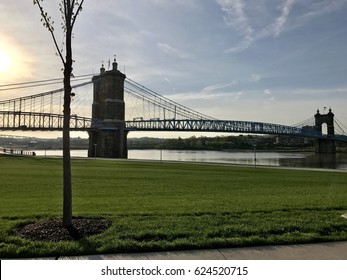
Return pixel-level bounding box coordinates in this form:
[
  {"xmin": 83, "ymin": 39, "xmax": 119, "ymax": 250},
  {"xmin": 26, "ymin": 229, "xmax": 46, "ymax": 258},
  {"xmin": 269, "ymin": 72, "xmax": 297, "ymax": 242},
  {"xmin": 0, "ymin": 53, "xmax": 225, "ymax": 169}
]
[
  {"xmin": 0, "ymin": 81, "xmax": 93, "ymax": 130},
  {"xmin": 124, "ymin": 78, "xmax": 215, "ymax": 121},
  {"xmin": 0, "ymin": 74, "xmax": 94, "ymax": 92},
  {"xmin": 0, "ymin": 81, "xmax": 92, "ymax": 111},
  {"xmin": 335, "ymin": 117, "xmax": 347, "ymax": 135},
  {"xmin": 291, "ymin": 116, "xmax": 315, "ymax": 129}
]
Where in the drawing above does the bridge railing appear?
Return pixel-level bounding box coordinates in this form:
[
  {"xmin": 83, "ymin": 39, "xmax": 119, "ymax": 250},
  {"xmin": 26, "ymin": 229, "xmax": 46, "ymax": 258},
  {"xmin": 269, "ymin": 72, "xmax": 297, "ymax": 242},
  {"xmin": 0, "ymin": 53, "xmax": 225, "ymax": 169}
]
[{"xmin": 0, "ymin": 147, "xmax": 36, "ymax": 156}]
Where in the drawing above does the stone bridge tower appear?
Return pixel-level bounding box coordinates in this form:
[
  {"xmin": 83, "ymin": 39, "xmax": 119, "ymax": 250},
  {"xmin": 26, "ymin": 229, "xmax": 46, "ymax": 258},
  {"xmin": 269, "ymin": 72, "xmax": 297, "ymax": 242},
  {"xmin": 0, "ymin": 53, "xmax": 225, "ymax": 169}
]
[
  {"xmin": 88, "ymin": 58, "xmax": 128, "ymax": 158},
  {"xmin": 314, "ymin": 108, "xmax": 336, "ymax": 154}
]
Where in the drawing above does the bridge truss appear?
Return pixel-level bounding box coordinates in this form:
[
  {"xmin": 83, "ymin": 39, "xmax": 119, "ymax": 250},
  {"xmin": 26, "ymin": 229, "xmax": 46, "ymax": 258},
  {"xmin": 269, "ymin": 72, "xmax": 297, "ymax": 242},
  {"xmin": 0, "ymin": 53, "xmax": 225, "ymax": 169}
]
[
  {"xmin": 0, "ymin": 111, "xmax": 91, "ymax": 131},
  {"xmin": 126, "ymin": 119, "xmax": 329, "ymax": 139}
]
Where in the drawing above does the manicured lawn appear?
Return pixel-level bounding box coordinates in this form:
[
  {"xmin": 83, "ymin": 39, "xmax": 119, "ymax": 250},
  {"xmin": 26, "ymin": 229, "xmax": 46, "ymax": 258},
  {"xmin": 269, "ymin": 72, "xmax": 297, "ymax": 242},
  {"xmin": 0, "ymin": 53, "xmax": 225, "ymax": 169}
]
[{"xmin": 0, "ymin": 156, "xmax": 346, "ymax": 258}]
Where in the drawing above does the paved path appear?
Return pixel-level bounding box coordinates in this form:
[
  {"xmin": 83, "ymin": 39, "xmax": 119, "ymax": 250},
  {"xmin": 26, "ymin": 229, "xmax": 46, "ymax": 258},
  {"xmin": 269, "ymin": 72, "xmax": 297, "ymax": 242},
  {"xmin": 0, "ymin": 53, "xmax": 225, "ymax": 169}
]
[{"xmin": 58, "ymin": 241, "xmax": 347, "ymax": 260}]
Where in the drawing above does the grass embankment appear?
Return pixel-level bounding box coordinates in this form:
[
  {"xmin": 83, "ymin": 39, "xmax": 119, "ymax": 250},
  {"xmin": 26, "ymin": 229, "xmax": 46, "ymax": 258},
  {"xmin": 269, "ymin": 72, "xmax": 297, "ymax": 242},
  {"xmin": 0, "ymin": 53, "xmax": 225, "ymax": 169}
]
[{"xmin": 0, "ymin": 156, "xmax": 346, "ymax": 258}]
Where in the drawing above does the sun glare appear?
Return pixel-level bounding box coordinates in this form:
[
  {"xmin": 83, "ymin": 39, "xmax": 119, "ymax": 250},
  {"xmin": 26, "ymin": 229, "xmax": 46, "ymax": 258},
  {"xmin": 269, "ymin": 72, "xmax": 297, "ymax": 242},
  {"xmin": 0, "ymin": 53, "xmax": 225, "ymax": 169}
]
[{"xmin": 0, "ymin": 49, "xmax": 12, "ymax": 74}]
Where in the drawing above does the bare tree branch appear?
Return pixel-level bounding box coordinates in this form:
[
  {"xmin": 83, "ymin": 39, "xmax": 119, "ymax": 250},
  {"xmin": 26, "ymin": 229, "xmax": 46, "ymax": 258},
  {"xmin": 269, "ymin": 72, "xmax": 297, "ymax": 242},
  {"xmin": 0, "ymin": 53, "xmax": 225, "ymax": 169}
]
[
  {"xmin": 72, "ymin": 0, "xmax": 85, "ymax": 29},
  {"xmin": 34, "ymin": 0, "xmax": 65, "ymax": 65},
  {"xmin": 63, "ymin": 1, "xmax": 68, "ymax": 28}
]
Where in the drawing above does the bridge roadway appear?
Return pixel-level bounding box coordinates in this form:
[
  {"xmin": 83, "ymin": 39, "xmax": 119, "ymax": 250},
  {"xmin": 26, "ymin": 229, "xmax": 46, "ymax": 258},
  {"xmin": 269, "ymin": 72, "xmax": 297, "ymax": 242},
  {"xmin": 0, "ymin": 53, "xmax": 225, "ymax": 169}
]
[{"xmin": 1, "ymin": 110, "xmax": 347, "ymax": 142}]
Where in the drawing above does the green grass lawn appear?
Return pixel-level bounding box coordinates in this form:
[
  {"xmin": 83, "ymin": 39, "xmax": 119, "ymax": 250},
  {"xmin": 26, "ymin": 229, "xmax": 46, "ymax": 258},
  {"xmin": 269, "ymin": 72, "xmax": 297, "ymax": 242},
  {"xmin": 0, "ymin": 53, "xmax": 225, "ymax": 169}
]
[{"xmin": 0, "ymin": 156, "xmax": 346, "ymax": 258}]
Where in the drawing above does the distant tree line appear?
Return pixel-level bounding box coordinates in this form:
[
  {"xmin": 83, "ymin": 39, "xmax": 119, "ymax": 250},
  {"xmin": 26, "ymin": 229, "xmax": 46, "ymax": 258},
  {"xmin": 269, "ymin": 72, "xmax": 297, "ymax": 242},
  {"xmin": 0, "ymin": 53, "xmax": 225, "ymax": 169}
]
[
  {"xmin": 0, "ymin": 136, "xmax": 88, "ymax": 150},
  {"xmin": 128, "ymin": 135, "xmax": 315, "ymax": 151}
]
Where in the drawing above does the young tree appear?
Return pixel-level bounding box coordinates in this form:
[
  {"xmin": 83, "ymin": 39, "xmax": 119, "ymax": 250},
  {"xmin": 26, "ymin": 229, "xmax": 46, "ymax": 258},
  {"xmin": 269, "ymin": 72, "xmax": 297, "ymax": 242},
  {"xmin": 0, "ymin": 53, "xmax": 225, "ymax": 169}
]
[{"xmin": 34, "ymin": 0, "xmax": 85, "ymax": 227}]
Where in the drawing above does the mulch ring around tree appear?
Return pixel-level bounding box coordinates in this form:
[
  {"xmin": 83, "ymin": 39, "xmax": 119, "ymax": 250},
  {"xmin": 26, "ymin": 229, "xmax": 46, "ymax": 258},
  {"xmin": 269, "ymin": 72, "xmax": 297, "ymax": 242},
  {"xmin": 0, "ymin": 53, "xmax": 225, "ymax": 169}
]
[{"xmin": 15, "ymin": 218, "xmax": 112, "ymax": 242}]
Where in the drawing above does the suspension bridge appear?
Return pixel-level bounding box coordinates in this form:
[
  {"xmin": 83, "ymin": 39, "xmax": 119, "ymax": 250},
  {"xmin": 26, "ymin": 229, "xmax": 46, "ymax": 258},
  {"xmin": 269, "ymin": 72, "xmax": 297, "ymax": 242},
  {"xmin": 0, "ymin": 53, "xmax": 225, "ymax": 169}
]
[{"xmin": 1, "ymin": 60, "xmax": 346, "ymax": 157}]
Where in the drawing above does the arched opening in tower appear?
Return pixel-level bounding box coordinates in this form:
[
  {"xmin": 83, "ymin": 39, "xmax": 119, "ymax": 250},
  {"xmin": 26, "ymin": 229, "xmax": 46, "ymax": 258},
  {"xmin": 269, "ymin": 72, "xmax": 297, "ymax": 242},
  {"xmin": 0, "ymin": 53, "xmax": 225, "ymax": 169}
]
[{"xmin": 322, "ymin": 123, "xmax": 328, "ymax": 135}]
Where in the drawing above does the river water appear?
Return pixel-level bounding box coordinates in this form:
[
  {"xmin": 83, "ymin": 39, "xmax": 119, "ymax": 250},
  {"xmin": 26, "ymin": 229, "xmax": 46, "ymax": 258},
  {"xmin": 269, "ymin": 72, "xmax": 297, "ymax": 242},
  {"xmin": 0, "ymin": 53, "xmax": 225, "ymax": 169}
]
[{"xmin": 34, "ymin": 149, "xmax": 347, "ymax": 171}]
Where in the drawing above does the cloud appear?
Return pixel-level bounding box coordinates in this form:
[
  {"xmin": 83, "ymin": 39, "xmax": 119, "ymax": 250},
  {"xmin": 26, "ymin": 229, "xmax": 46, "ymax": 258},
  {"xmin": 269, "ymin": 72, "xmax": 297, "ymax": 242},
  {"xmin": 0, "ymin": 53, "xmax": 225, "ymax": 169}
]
[
  {"xmin": 289, "ymin": 87, "xmax": 347, "ymax": 99},
  {"xmin": 218, "ymin": 0, "xmax": 296, "ymax": 52},
  {"xmin": 234, "ymin": 91, "xmax": 244, "ymax": 100},
  {"xmin": 226, "ymin": 35, "xmax": 254, "ymax": 53},
  {"xmin": 217, "ymin": 0, "xmax": 347, "ymax": 53},
  {"xmin": 167, "ymin": 89, "xmax": 245, "ymax": 104},
  {"xmin": 150, "ymin": 0, "xmax": 198, "ymax": 7},
  {"xmin": 273, "ymin": 0, "xmax": 296, "ymax": 36},
  {"xmin": 264, "ymin": 89, "xmax": 271, "ymax": 95},
  {"xmin": 202, "ymin": 81, "xmax": 238, "ymax": 92},
  {"xmin": 261, "ymin": 0, "xmax": 296, "ymax": 37},
  {"xmin": 263, "ymin": 89, "xmax": 275, "ymax": 102},
  {"xmin": 218, "ymin": 0, "xmax": 253, "ymax": 35},
  {"xmin": 160, "ymin": 75, "xmax": 176, "ymax": 94},
  {"xmin": 217, "ymin": 0, "xmax": 255, "ymax": 53},
  {"xmin": 250, "ymin": 74, "xmax": 261, "ymax": 82},
  {"xmin": 299, "ymin": 0, "xmax": 347, "ymax": 21},
  {"xmin": 157, "ymin": 42, "xmax": 190, "ymax": 59},
  {"xmin": 171, "ymin": 86, "xmax": 347, "ymax": 110}
]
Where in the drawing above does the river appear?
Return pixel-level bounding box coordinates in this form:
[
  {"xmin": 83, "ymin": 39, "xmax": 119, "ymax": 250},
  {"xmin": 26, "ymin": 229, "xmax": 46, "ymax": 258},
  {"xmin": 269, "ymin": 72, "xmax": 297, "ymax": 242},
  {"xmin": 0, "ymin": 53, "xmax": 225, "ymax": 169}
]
[{"xmin": 34, "ymin": 149, "xmax": 347, "ymax": 171}]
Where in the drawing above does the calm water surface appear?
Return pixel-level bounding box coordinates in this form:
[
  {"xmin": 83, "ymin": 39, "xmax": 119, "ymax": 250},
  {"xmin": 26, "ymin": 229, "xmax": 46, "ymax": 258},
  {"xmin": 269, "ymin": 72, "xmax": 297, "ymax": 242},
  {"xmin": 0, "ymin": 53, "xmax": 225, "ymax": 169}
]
[{"xmin": 34, "ymin": 149, "xmax": 347, "ymax": 170}]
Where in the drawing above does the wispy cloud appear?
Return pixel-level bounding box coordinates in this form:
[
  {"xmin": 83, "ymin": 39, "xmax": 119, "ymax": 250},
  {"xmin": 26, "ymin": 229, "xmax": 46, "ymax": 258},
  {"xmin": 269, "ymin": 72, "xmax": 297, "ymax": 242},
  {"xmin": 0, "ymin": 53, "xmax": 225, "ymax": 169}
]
[
  {"xmin": 166, "ymin": 85, "xmax": 347, "ymax": 121},
  {"xmin": 226, "ymin": 36, "xmax": 254, "ymax": 53},
  {"xmin": 217, "ymin": 0, "xmax": 255, "ymax": 53},
  {"xmin": 217, "ymin": 0, "xmax": 347, "ymax": 53},
  {"xmin": 168, "ymin": 90, "xmax": 244, "ymax": 103},
  {"xmin": 218, "ymin": 0, "xmax": 296, "ymax": 52},
  {"xmin": 161, "ymin": 75, "xmax": 176, "ymax": 94},
  {"xmin": 202, "ymin": 81, "xmax": 238, "ymax": 92},
  {"xmin": 149, "ymin": 0, "xmax": 198, "ymax": 7},
  {"xmin": 250, "ymin": 74, "xmax": 261, "ymax": 82},
  {"xmin": 263, "ymin": 89, "xmax": 275, "ymax": 101},
  {"xmin": 299, "ymin": 0, "xmax": 347, "ymax": 21},
  {"xmin": 264, "ymin": 89, "xmax": 271, "ymax": 95},
  {"xmin": 172, "ymin": 86, "xmax": 347, "ymax": 107},
  {"xmin": 157, "ymin": 42, "xmax": 190, "ymax": 59},
  {"xmin": 218, "ymin": 0, "xmax": 253, "ymax": 35},
  {"xmin": 264, "ymin": 0, "xmax": 296, "ymax": 37}
]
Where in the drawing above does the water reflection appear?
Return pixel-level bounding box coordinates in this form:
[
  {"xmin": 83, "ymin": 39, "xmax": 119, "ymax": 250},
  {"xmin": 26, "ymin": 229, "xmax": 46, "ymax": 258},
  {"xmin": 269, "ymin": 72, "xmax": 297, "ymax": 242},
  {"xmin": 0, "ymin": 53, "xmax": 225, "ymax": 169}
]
[
  {"xmin": 34, "ymin": 149, "xmax": 347, "ymax": 171},
  {"xmin": 129, "ymin": 150, "xmax": 347, "ymax": 171}
]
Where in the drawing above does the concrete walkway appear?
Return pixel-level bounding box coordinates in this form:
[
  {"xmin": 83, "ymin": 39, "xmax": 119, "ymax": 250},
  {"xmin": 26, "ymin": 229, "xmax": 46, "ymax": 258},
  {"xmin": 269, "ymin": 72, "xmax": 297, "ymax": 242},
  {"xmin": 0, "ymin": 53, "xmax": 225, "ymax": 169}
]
[{"xmin": 58, "ymin": 241, "xmax": 347, "ymax": 260}]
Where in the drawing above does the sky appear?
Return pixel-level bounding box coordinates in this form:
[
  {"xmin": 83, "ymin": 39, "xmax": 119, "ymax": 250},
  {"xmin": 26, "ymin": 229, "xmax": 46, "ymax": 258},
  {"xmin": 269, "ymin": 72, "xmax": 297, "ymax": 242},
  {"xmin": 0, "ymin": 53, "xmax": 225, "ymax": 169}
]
[{"xmin": 0, "ymin": 0, "xmax": 347, "ymax": 138}]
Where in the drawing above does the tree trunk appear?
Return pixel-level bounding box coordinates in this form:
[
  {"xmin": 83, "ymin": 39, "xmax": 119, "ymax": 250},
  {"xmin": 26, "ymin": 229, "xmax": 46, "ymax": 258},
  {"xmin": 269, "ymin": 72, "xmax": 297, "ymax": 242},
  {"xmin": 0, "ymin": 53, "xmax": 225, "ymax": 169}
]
[
  {"xmin": 62, "ymin": 72, "xmax": 72, "ymax": 226},
  {"xmin": 62, "ymin": 8, "xmax": 73, "ymax": 227}
]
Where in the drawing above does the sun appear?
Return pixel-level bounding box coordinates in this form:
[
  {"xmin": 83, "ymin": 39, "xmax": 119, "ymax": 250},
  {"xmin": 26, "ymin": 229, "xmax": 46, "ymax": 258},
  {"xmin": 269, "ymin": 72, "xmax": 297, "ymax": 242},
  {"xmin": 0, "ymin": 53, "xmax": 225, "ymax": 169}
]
[{"xmin": 0, "ymin": 49, "xmax": 12, "ymax": 74}]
